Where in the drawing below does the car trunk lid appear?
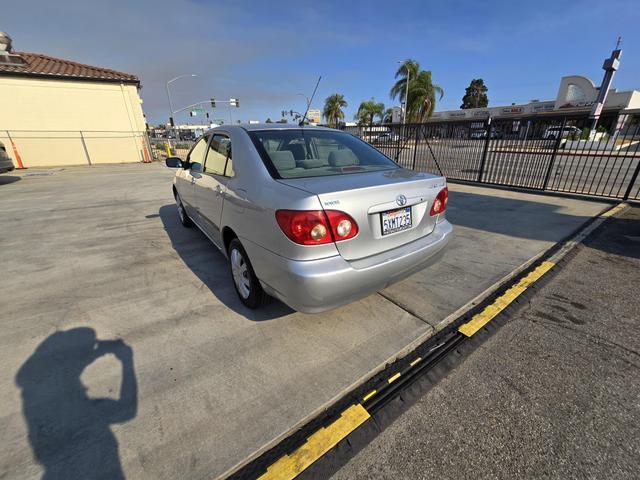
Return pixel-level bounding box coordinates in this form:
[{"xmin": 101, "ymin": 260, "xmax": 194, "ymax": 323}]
[{"xmin": 278, "ymin": 169, "xmax": 447, "ymax": 261}]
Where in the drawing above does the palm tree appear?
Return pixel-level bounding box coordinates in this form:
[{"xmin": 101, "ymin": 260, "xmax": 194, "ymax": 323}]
[
  {"xmin": 390, "ymin": 59, "xmax": 444, "ymax": 123},
  {"xmin": 323, "ymin": 93, "xmax": 347, "ymax": 128},
  {"xmin": 390, "ymin": 59, "xmax": 420, "ymax": 107},
  {"xmin": 355, "ymin": 98, "xmax": 385, "ymax": 126}
]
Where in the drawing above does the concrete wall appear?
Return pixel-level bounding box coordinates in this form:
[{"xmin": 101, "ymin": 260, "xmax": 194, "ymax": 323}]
[{"xmin": 0, "ymin": 76, "xmax": 148, "ymax": 167}]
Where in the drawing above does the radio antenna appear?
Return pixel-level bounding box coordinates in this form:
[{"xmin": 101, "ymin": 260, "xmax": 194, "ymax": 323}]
[{"xmin": 300, "ymin": 76, "xmax": 321, "ymax": 126}]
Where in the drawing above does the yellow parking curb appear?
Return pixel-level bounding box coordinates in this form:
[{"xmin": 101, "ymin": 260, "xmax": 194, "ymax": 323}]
[
  {"xmin": 458, "ymin": 260, "xmax": 555, "ymax": 337},
  {"xmin": 258, "ymin": 404, "xmax": 370, "ymax": 480}
]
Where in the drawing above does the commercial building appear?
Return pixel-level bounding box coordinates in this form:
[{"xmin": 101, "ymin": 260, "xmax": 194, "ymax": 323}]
[
  {"xmin": 430, "ymin": 75, "xmax": 640, "ymax": 129},
  {"xmin": 0, "ymin": 32, "xmax": 148, "ymax": 168}
]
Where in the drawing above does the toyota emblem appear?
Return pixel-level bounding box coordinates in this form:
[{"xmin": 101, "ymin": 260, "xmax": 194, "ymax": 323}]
[{"xmin": 396, "ymin": 194, "xmax": 407, "ymax": 206}]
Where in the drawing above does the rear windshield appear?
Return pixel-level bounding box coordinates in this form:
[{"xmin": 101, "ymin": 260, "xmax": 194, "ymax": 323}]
[{"xmin": 247, "ymin": 129, "xmax": 400, "ymax": 179}]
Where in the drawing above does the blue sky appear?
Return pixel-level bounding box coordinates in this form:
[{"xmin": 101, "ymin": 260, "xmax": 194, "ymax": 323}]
[{"xmin": 4, "ymin": 0, "xmax": 640, "ymax": 125}]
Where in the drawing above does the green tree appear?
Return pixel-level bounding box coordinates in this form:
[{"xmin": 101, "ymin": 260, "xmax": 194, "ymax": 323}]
[
  {"xmin": 355, "ymin": 98, "xmax": 385, "ymax": 126},
  {"xmin": 277, "ymin": 118, "xmax": 288, "ymax": 123},
  {"xmin": 460, "ymin": 79, "xmax": 489, "ymax": 109},
  {"xmin": 390, "ymin": 59, "xmax": 444, "ymax": 122},
  {"xmin": 265, "ymin": 117, "xmax": 273, "ymax": 123},
  {"xmin": 323, "ymin": 93, "xmax": 348, "ymax": 128}
]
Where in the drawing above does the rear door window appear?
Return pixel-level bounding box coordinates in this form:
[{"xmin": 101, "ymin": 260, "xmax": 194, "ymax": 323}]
[
  {"xmin": 204, "ymin": 134, "xmax": 231, "ymax": 175},
  {"xmin": 186, "ymin": 136, "xmax": 209, "ymax": 166}
]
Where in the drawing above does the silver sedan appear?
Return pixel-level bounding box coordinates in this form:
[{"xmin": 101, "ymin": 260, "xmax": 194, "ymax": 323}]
[{"xmin": 166, "ymin": 124, "xmax": 452, "ymax": 313}]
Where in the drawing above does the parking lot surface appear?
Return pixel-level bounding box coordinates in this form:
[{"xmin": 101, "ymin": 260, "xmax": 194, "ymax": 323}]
[
  {"xmin": 332, "ymin": 206, "xmax": 640, "ymax": 480},
  {"xmin": 0, "ymin": 164, "xmax": 610, "ymax": 479}
]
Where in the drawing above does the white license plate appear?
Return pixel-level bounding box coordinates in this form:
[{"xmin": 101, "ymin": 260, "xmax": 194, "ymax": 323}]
[{"xmin": 381, "ymin": 207, "xmax": 412, "ymax": 236}]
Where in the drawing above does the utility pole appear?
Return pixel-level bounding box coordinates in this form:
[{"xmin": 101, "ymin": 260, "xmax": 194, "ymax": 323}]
[{"xmin": 588, "ymin": 37, "xmax": 622, "ymax": 135}]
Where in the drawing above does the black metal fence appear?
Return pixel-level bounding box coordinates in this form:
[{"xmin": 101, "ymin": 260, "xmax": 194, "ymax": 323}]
[{"xmin": 345, "ymin": 113, "xmax": 640, "ymax": 200}]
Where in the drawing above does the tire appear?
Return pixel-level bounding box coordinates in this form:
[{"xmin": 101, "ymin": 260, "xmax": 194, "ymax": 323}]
[
  {"xmin": 228, "ymin": 238, "xmax": 267, "ymax": 309},
  {"xmin": 175, "ymin": 191, "xmax": 194, "ymax": 228}
]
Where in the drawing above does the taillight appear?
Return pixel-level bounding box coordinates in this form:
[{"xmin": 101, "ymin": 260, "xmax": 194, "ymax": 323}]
[
  {"xmin": 325, "ymin": 210, "xmax": 359, "ymax": 241},
  {"xmin": 275, "ymin": 210, "xmax": 358, "ymax": 245},
  {"xmin": 429, "ymin": 187, "xmax": 448, "ymax": 216}
]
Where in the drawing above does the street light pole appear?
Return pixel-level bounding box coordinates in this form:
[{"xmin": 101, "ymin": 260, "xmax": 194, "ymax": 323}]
[
  {"xmin": 297, "ymin": 93, "xmax": 311, "ymax": 110},
  {"xmin": 398, "ymin": 61, "xmax": 410, "ymax": 124},
  {"xmin": 404, "ymin": 69, "xmax": 410, "ymax": 124},
  {"xmin": 165, "ymin": 74, "xmax": 197, "ymax": 138}
]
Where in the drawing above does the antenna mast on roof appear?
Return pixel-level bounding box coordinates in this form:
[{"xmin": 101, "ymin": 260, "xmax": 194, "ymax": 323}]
[{"xmin": 300, "ymin": 76, "xmax": 321, "ymax": 126}]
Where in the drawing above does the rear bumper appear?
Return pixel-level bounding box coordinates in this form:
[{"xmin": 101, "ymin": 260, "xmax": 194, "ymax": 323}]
[{"xmin": 242, "ymin": 220, "xmax": 452, "ymax": 313}]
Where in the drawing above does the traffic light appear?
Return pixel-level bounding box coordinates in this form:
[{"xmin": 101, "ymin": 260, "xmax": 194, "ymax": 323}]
[
  {"xmin": 230, "ymin": 98, "xmax": 239, "ymax": 108},
  {"xmin": 210, "ymin": 98, "xmax": 216, "ymax": 108},
  {"xmin": 169, "ymin": 116, "xmax": 174, "ymax": 127},
  {"xmin": 206, "ymin": 112, "xmax": 210, "ymax": 119}
]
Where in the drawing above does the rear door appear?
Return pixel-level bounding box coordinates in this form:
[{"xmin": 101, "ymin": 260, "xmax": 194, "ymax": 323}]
[{"xmin": 193, "ymin": 133, "xmax": 233, "ymax": 246}]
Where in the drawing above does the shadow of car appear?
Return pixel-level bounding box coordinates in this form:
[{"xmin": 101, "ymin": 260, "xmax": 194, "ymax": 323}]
[{"xmin": 159, "ymin": 204, "xmax": 294, "ymax": 321}]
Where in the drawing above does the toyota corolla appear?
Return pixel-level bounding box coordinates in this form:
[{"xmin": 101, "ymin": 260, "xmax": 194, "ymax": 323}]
[{"xmin": 166, "ymin": 124, "xmax": 452, "ymax": 313}]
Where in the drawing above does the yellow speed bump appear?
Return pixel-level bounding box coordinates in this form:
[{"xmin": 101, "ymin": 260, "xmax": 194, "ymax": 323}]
[
  {"xmin": 258, "ymin": 404, "xmax": 370, "ymax": 480},
  {"xmin": 458, "ymin": 260, "xmax": 555, "ymax": 337}
]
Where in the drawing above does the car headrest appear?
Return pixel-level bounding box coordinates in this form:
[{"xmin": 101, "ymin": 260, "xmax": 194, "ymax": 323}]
[
  {"xmin": 328, "ymin": 150, "xmax": 358, "ymax": 167},
  {"xmin": 270, "ymin": 151, "xmax": 296, "ymax": 170},
  {"xmin": 297, "ymin": 158, "xmax": 329, "ymax": 169}
]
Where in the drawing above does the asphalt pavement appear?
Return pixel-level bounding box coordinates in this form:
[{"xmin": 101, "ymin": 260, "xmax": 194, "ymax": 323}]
[{"xmin": 332, "ymin": 206, "xmax": 640, "ymax": 480}]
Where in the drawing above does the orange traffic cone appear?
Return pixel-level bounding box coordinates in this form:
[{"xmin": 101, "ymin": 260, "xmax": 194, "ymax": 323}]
[
  {"xmin": 10, "ymin": 138, "xmax": 25, "ymax": 169},
  {"xmin": 141, "ymin": 139, "xmax": 151, "ymax": 163}
]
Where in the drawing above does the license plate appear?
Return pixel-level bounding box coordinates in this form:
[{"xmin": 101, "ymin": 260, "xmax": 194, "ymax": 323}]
[{"xmin": 381, "ymin": 207, "xmax": 412, "ymax": 236}]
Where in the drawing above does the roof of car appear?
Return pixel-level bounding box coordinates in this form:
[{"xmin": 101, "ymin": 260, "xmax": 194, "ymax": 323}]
[
  {"xmin": 240, "ymin": 123, "xmax": 335, "ymax": 132},
  {"xmin": 201, "ymin": 124, "xmax": 346, "ymax": 137}
]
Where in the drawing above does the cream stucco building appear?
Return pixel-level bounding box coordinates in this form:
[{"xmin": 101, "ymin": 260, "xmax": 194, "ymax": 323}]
[{"xmin": 0, "ymin": 32, "xmax": 149, "ymax": 168}]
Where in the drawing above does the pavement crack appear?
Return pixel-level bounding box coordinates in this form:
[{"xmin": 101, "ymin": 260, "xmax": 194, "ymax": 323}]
[{"xmin": 376, "ymin": 291, "xmax": 432, "ymax": 325}]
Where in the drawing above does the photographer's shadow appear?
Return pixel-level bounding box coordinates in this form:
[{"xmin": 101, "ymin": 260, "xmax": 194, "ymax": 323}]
[{"xmin": 15, "ymin": 328, "xmax": 137, "ymax": 480}]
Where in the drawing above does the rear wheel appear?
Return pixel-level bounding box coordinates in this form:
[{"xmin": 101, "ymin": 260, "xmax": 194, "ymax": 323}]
[
  {"xmin": 175, "ymin": 191, "xmax": 194, "ymax": 227},
  {"xmin": 228, "ymin": 238, "xmax": 267, "ymax": 309}
]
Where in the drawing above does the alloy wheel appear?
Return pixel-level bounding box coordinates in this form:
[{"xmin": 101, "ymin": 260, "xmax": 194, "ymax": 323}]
[{"xmin": 230, "ymin": 248, "xmax": 251, "ymax": 299}]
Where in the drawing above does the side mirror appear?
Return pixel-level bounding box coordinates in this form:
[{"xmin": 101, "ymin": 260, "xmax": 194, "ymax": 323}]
[{"xmin": 165, "ymin": 157, "xmax": 183, "ymax": 168}]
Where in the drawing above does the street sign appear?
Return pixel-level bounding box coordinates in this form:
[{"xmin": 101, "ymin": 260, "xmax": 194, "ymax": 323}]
[{"xmin": 307, "ymin": 109, "xmax": 321, "ymax": 124}]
